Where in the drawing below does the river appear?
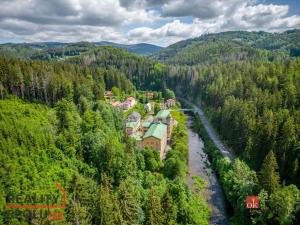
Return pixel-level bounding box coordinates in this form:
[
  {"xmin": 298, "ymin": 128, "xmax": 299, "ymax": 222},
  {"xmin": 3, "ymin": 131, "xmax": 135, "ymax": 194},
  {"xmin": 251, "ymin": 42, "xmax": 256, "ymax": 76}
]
[{"xmin": 186, "ymin": 117, "xmax": 229, "ymax": 225}]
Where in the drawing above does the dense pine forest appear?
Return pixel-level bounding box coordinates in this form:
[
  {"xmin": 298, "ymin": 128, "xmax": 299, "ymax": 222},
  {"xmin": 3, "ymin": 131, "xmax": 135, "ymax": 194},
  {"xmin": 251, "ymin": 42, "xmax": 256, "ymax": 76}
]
[
  {"xmin": 162, "ymin": 31, "xmax": 300, "ymax": 225},
  {"xmin": 168, "ymin": 59, "xmax": 300, "ymax": 184},
  {"xmin": 0, "ymin": 55, "xmax": 209, "ymax": 224},
  {"xmin": 0, "ymin": 30, "xmax": 300, "ymax": 225}
]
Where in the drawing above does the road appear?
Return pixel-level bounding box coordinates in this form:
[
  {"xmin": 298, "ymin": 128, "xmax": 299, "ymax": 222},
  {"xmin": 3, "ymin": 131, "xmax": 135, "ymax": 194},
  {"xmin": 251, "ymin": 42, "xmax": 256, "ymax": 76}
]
[
  {"xmin": 180, "ymin": 98, "xmax": 235, "ymax": 161},
  {"xmin": 186, "ymin": 118, "xmax": 229, "ymax": 225}
]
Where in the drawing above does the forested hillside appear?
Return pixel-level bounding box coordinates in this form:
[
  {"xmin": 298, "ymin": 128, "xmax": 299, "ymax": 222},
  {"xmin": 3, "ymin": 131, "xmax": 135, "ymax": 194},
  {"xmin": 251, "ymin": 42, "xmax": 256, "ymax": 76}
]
[
  {"xmin": 149, "ymin": 30, "xmax": 300, "ymax": 225},
  {"xmin": 0, "ymin": 57, "xmax": 134, "ymax": 105},
  {"xmin": 68, "ymin": 46, "xmax": 166, "ymax": 90},
  {"xmin": 0, "ymin": 51, "xmax": 209, "ymax": 224},
  {"xmin": 167, "ymin": 58, "xmax": 300, "ymax": 185},
  {"xmin": 166, "ymin": 57, "xmax": 300, "ymax": 224},
  {"xmin": 0, "ymin": 41, "xmax": 162, "ymax": 60},
  {"xmin": 153, "ymin": 30, "xmax": 300, "ymax": 65},
  {"xmin": 95, "ymin": 42, "xmax": 163, "ymax": 55}
]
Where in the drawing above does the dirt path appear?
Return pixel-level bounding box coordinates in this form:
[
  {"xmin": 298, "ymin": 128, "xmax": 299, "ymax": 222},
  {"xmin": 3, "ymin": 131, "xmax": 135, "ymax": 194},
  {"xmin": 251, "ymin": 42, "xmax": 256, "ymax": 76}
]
[{"xmin": 180, "ymin": 98, "xmax": 235, "ymax": 161}]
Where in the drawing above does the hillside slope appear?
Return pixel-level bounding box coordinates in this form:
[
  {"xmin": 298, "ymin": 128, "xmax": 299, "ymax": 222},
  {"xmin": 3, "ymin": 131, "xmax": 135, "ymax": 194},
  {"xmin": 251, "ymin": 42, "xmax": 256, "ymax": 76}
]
[
  {"xmin": 0, "ymin": 41, "xmax": 162, "ymax": 60},
  {"xmin": 153, "ymin": 30, "xmax": 300, "ymax": 65}
]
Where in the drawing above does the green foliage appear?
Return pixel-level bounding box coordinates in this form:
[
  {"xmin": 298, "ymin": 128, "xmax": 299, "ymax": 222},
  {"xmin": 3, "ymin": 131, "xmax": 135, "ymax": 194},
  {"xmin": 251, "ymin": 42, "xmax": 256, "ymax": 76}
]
[
  {"xmin": 171, "ymin": 59, "xmax": 300, "ymax": 186},
  {"xmin": 144, "ymin": 189, "xmax": 165, "ymax": 225},
  {"xmin": 0, "ymin": 42, "xmax": 162, "ymax": 60},
  {"xmin": 68, "ymin": 47, "xmax": 166, "ymax": 91},
  {"xmin": 0, "ymin": 94, "xmax": 211, "ymax": 224},
  {"xmin": 164, "ymin": 88, "xmax": 175, "ymax": 100},
  {"xmin": 193, "ymin": 113, "xmax": 300, "ymax": 225},
  {"xmin": 259, "ymin": 150, "xmax": 281, "ymax": 194},
  {"xmin": 268, "ymin": 185, "xmax": 300, "ymax": 225},
  {"xmin": 164, "ymin": 112, "xmax": 188, "ymax": 180},
  {"xmin": 142, "ymin": 148, "xmax": 163, "ymax": 172},
  {"xmin": 153, "ymin": 30, "xmax": 300, "ymax": 65},
  {"xmin": 111, "ymin": 86, "xmax": 121, "ymax": 96},
  {"xmin": 0, "ymin": 57, "xmax": 134, "ymax": 105}
]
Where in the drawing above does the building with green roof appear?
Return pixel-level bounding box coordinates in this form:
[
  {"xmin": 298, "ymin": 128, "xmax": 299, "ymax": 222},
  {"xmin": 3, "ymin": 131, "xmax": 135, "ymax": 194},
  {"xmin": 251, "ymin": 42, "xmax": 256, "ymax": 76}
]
[
  {"xmin": 155, "ymin": 110, "xmax": 170, "ymax": 124},
  {"xmin": 155, "ymin": 109, "xmax": 174, "ymax": 140},
  {"xmin": 142, "ymin": 122, "xmax": 168, "ymax": 159},
  {"xmin": 125, "ymin": 120, "xmax": 140, "ymax": 135},
  {"xmin": 143, "ymin": 123, "xmax": 167, "ymax": 139}
]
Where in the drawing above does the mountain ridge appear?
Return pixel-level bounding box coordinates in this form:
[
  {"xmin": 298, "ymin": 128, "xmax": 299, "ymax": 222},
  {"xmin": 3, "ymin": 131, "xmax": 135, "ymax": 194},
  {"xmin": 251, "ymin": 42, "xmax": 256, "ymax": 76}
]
[
  {"xmin": 0, "ymin": 41, "xmax": 163, "ymax": 59},
  {"xmin": 152, "ymin": 29, "xmax": 300, "ymax": 65}
]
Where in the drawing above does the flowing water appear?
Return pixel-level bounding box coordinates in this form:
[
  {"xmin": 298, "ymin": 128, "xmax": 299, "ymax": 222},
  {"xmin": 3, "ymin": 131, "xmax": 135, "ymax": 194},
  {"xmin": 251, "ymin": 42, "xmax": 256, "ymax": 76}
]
[{"xmin": 186, "ymin": 117, "xmax": 229, "ymax": 225}]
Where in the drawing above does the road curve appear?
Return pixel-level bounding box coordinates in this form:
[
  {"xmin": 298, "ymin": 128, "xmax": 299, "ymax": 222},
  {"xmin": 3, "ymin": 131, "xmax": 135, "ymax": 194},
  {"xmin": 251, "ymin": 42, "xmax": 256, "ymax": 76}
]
[{"xmin": 180, "ymin": 98, "xmax": 235, "ymax": 161}]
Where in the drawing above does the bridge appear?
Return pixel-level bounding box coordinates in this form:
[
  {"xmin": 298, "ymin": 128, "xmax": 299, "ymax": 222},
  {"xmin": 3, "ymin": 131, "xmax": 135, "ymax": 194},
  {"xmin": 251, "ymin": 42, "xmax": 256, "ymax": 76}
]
[{"xmin": 169, "ymin": 108, "xmax": 194, "ymax": 112}]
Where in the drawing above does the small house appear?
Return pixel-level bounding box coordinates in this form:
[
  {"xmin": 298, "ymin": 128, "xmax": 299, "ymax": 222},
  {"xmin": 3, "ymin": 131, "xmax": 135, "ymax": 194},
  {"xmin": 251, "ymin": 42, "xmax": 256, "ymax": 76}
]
[
  {"xmin": 126, "ymin": 112, "xmax": 141, "ymax": 135},
  {"xmin": 144, "ymin": 103, "xmax": 152, "ymax": 112},
  {"xmin": 126, "ymin": 97, "xmax": 136, "ymax": 108},
  {"xmin": 127, "ymin": 112, "xmax": 141, "ymax": 122},
  {"xmin": 145, "ymin": 92, "xmax": 154, "ymax": 99},
  {"xmin": 166, "ymin": 99, "xmax": 176, "ymax": 108}
]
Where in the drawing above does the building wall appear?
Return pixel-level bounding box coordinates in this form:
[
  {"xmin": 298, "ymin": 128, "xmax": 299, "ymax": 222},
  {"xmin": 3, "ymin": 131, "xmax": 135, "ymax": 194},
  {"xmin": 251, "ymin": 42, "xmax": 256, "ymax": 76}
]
[
  {"xmin": 126, "ymin": 120, "xmax": 140, "ymax": 135},
  {"xmin": 136, "ymin": 140, "xmax": 144, "ymax": 149},
  {"xmin": 143, "ymin": 134, "xmax": 167, "ymax": 159},
  {"xmin": 167, "ymin": 117, "xmax": 174, "ymax": 139},
  {"xmin": 142, "ymin": 126, "xmax": 149, "ymax": 134}
]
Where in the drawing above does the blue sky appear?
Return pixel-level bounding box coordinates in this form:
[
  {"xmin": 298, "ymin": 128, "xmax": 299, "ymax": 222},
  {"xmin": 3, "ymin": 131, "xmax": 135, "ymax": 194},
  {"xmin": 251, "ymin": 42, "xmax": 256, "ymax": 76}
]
[
  {"xmin": 261, "ymin": 0, "xmax": 300, "ymax": 15},
  {"xmin": 0, "ymin": 0, "xmax": 299, "ymax": 46}
]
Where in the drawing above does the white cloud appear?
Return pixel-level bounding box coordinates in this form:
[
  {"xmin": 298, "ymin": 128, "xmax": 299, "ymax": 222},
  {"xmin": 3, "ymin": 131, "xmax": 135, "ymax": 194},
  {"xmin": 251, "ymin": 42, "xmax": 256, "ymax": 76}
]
[
  {"xmin": 0, "ymin": 0, "xmax": 299, "ymax": 46},
  {"xmin": 0, "ymin": 0, "xmax": 156, "ymax": 26},
  {"xmin": 128, "ymin": 1, "xmax": 300, "ymax": 46},
  {"xmin": 162, "ymin": 0, "xmax": 247, "ymax": 19}
]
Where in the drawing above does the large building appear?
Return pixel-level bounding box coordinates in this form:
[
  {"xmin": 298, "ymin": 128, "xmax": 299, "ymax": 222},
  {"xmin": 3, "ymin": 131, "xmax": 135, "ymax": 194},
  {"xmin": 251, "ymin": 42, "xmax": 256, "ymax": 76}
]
[
  {"xmin": 126, "ymin": 112, "xmax": 141, "ymax": 135},
  {"xmin": 126, "ymin": 110, "xmax": 175, "ymax": 160},
  {"xmin": 142, "ymin": 122, "xmax": 168, "ymax": 159}
]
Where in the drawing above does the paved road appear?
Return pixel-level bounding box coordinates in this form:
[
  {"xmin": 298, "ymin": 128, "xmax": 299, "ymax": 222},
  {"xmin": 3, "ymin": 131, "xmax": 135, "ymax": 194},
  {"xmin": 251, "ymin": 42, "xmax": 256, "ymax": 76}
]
[
  {"xmin": 186, "ymin": 118, "xmax": 229, "ymax": 225},
  {"xmin": 180, "ymin": 98, "xmax": 235, "ymax": 161}
]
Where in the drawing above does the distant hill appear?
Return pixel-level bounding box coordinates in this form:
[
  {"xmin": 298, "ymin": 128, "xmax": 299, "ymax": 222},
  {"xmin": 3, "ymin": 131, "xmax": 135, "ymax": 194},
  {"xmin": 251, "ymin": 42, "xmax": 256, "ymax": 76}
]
[
  {"xmin": 153, "ymin": 29, "xmax": 300, "ymax": 65},
  {"xmin": 0, "ymin": 41, "xmax": 163, "ymax": 60},
  {"xmin": 67, "ymin": 46, "xmax": 165, "ymax": 90},
  {"xmin": 95, "ymin": 41, "xmax": 163, "ymax": 55}
]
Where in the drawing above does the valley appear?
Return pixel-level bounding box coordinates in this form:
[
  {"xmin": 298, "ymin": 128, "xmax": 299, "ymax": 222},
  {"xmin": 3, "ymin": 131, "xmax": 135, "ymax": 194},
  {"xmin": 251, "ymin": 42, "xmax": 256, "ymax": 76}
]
[{"xmin": 0, "ymin": 29, "xmax": 299, "ymax": 225}]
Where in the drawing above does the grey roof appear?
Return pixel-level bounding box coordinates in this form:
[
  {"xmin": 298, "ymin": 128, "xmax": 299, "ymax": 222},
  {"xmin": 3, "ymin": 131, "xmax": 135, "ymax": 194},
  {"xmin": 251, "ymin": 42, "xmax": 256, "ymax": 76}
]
[{"xmin": 127, "ymin": 112, "xmax": 141, "ymax": 122}]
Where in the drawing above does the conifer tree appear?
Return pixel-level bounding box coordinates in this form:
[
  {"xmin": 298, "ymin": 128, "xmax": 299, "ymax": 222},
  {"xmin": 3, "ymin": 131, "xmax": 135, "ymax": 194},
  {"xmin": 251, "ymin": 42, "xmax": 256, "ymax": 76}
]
[
  {"xmin": 259, "ymin": 150, "xmax": 281, "ymax": 193},
  {"xmin": 145, "ymin": 189, "xmax": 165, "ymax": 225}
]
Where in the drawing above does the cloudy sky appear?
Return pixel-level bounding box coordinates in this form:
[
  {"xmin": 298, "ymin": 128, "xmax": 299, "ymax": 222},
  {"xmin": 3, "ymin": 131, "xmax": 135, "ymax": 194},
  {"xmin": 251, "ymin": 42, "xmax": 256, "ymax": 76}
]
[{"xmin": 0, "ymin": 0, "xmax": 299, "ymax": 46}]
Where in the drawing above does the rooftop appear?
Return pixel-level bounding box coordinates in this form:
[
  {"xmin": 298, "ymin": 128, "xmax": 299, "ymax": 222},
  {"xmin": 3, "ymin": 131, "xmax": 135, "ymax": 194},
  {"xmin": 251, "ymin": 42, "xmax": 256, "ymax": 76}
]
[
  {"xmin": 155, "ymin": 110, "xmax": 170, "ymax": 119},
  {"xmin": 145, "ymin": 115, "xmax": 154, "ymax": 122},
  {"xmin": 143, "ymin": 122, "xmax": 167, "ymax": 140},
  {"xmin": 142, "ymin": 121, "xmax": 151, "ymax": 128},
  {"xmin": 167, "ymin": 99, "xmax": 175, "ymax": 102},
  {"xmin": 126, "ymin": 121, "xmax": 138, "ymax": 128},
  {"xmin": 127, "ymin": 97, "xmax": 135, "ymax": 101},
  {"xmin": 127, "ymin": 112, "xmax": 141, "ymax": 122}
]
